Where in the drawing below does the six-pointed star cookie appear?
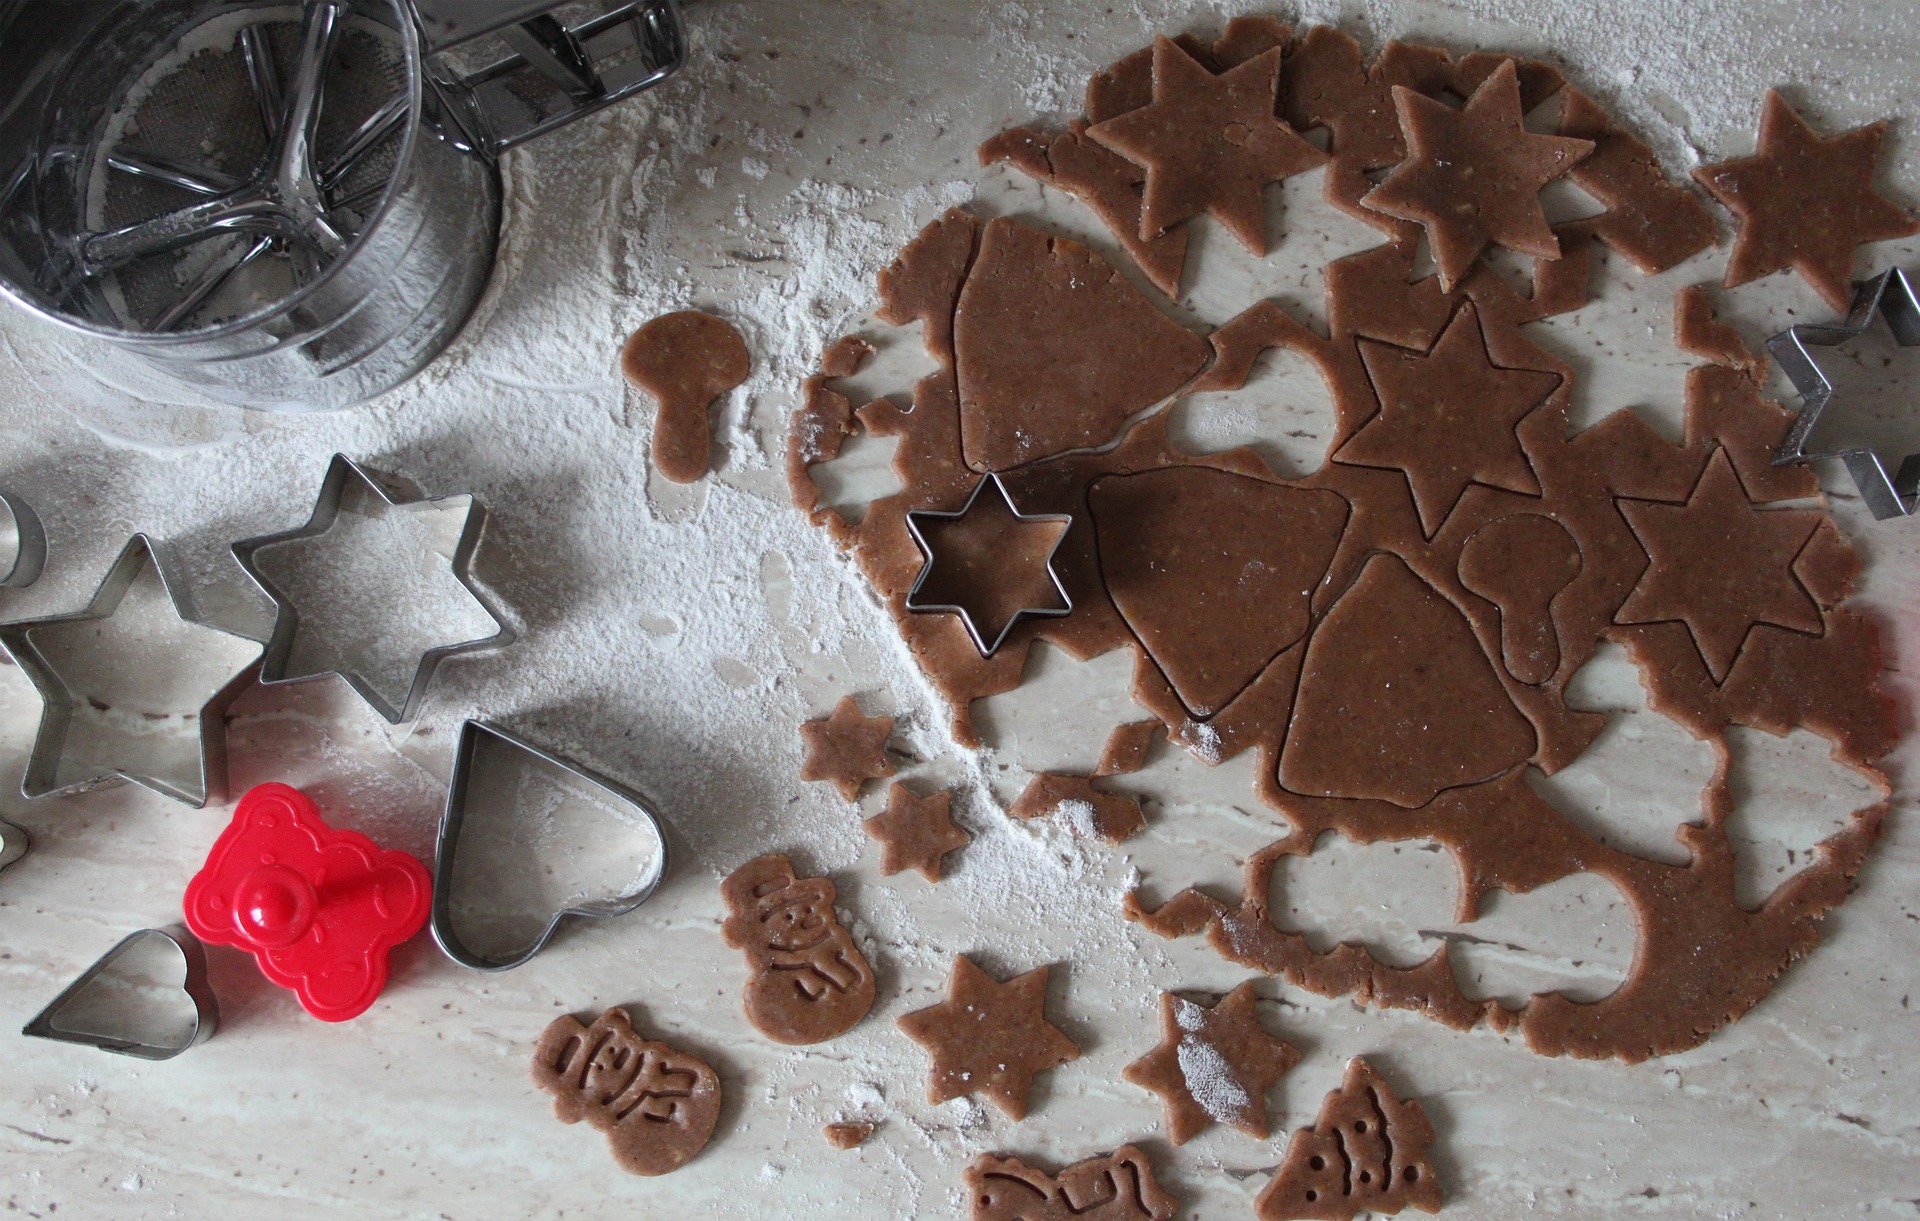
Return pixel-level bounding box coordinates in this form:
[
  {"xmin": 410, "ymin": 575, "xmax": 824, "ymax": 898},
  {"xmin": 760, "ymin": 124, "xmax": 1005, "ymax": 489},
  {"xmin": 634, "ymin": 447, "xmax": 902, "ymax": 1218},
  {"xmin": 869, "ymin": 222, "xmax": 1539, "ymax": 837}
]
[
  {"xmin": 1123, "ymin": 981, "xmax": 1300, "ymax": 1144},
  {"xmin": 1086, "ymin": 36, "xmax": 1326, "ymax": 254},
  {"xmin": 863, "ymin": 781, "xmax": 970, "ymax": 881},
  {"xmin": 800, "ymin": 694, "xmax": 896, "ymax": 800},
  {"xmin": 0, "ymin": 535, "xmax": 264, "ymax": 807},
  {"xmin": 1615, "ymin": 448, "xmax": 1824, "ymax": 683},
  {"xmin": 1361, "ymin": 59, "xmax": 1594, "ymax": 289},
  {"xmin": 897, "ymin": 955, "xmax": 1081, "ymax": 1120},
  {"xmin": 1335, "ymin": 302, "xmax": 1561, "ymax": 536},
  {"xmin": 1694, "ymin": 91, "xmax": 1919, "ymax": 311}
]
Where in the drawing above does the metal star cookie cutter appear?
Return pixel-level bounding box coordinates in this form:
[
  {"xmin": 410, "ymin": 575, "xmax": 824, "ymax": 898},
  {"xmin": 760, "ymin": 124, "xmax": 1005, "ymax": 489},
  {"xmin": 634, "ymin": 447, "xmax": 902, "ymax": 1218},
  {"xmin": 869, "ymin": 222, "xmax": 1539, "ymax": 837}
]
[
  {"xmin": 0, "ymin": 489, "xmax": 46, "ymax": 588},
  {"xmin": 903, "ymin": 472, "xmax": 1073, "ymax": 657},
  {"xmin": 22, "ymin": 925, "xmax": 220, "ymax": 1060},
  {"xmin": 1768, "ymin": 266, "xmax": 1920, "ymax": 520},
  {"xmin": 0, "ymin": 534, "xmax": 263, "ymax": 807},
  {"xmin": 231, "ymin": 454, "xmax": 517, "ymax": 724},
  {"xmin": 431, "ymin": 720, "xmax": 670, "ymax": 971}
]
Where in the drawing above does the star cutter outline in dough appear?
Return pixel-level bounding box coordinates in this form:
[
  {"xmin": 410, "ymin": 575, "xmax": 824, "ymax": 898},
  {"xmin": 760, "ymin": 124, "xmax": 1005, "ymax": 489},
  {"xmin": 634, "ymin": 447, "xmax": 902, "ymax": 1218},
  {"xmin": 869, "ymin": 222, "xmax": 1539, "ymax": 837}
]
[
  {"xmin": 0, "ymin": 489, "xmax": 46, "ymax": 588},
  {"xmin": 431, "ymin": 719, "xmax": 671, "ymax": 972},
  {"xmin": 1768, "ymin": 266, "xmax": 1920, "ymax": 520},
  {"xmin": 903, "ymin": 472, "xmax": 1074, "ymax": 657},
  {"xmin": 0, "ymin": 534, "xmax": 264, "ymax": 807},
  {"xmin": 231, "ymin": 454, "xmax": 518, "ymax": 724},
  {"xmin": 22, "ymin": 925, "xmax": 220, "ymax": 1060}
]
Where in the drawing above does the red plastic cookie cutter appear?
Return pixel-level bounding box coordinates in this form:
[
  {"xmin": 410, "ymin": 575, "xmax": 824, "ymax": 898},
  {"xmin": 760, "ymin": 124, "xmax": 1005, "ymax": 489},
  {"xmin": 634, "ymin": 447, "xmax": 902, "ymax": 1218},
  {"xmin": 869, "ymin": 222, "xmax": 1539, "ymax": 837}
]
[{"xmin": 183, "ymin": 783, "xmax": 431, "ymax": 1022}]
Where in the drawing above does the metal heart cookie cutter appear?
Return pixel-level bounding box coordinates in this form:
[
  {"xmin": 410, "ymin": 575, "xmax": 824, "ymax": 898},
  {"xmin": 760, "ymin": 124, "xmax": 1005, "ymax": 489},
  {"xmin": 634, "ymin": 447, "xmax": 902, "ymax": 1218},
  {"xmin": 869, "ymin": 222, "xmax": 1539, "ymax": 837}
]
[
  {"xmin": 1769, "ymin": 266, "xmax": 1920, "ymax": 520},
  {"xmin": 22, "ymin": 925, "xmax": 220, "ymax": 1060},
  {"xmin": 0, "ymin": 489, "xmax": 46, "ymax": 589},
  {"xmin": 0, "ymin": 0, "xmax": 690, "ymax": 410},
  {"xmin": 431, "ymin": 720, "xmax": 670, "ymax": 971},
  {"xmin": 231, "ymin": 453, "xmax": 516, "ymax": 724}
]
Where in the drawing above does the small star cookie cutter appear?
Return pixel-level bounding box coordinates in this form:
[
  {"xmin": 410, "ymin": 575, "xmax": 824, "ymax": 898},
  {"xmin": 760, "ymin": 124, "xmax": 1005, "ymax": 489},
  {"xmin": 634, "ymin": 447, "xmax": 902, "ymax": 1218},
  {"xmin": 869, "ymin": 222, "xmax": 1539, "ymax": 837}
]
[
  {"xmin": 22, "ymin": 925, "xmax": 220, "ymax": 1060},
  {"xmin": 904, "ymin": 472, "xmax": 1073, "ymax": 657},
  {"xmin": 0, "ymin": 489, "xmax": 46, "ymax": 588},
  {"xmin": 1768, "ymin": 266, "xmax": 1920, "ymax": 520},
  {"xmin": 0, "ymin": 534, "xmax": 263, "ymax": 807},
  {"xmin": 430, "ymin": 720, "xmax": 671, "ymax": 972},
  {"xmin": 231, "ymin": 454, "xmax": 517, "ymax": 723}
]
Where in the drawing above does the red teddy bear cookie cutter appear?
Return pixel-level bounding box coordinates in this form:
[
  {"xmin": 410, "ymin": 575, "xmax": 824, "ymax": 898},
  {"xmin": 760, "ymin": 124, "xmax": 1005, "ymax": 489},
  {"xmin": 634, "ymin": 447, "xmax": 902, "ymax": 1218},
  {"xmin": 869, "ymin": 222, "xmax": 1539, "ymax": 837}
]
[{"xmin": 184, "ymin": 783, "xmax": 431, "ymax": 1022}]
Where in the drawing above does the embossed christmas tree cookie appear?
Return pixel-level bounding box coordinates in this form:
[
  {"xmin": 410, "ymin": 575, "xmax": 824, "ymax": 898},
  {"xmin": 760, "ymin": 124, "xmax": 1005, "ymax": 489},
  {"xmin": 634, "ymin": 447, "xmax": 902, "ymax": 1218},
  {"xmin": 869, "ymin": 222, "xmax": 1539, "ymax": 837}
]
[
  {"xmin": 1694, "ymin": 91, "xmax": 1918, "ymax": 310},
  {"xmin": 967, "ymin": 1145, "xmax": 1179, "ymax": 1220},
  {"xmin": 1256, "ymin": 1057, "xmax": 1441, "ymax": 1220},
  {"xmin": 720, "ymin": 853, "xmax": 875, "ymax": 1044},
  {"xmin": 530, "ymin": 1007, "xmax": 721, "ymax": 1176},
  {"xmin": 898, "ymin": 955, "xmax": 1080, "ymax": 1121},
  {"xmin": 1124, "ymin": 981, "xmax": 1300, "ymax": 1144}
]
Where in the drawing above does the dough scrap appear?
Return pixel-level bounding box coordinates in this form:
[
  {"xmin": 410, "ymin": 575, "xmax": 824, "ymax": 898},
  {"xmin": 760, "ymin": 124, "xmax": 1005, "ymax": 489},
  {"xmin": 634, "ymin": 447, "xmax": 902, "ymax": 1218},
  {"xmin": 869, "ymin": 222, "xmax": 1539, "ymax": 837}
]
[
  {"xmin": 799, "ymin": 694, "xmax": 895, "ymax": 801},
  {"xmin": 619, "ymin": 310, "xmax": 750, "ymax": 484},
  {"xmin": 530, "ymin": 1007, "xmax": 721, "ymax": 1176},
  {"xmin": 787, "ymin": 22, "xmax": 1900, "ymax": 1062},
  {"xmin": 1255, "ymin": 1057, "xmax": 1441, "ymax": 1220},
  {"xmin": 863, "ymin": 782, "xmax": 970, "ymax": 881},
  {"xmin": 966, "ymin": 1145, "xmax": 1179, "ymax": 1220},
  {"xmin": 823, "ymin": 1121, "xmax": 876, "ymax": 1149},
  {"xmin": 1123, "ymin": 980, "xmax": 1300, "ymax": 1143},
  {"xmin": 1011, "ymin": 772, "xmax": 1146, "ymax": 844},
  {"xmin": 720, "ymin": 853, "xmax": 875, "ymax": 1045},
  {"xmin": 897, "ymin": 955, "xmax": 1080, "ymax": 1121},
  {"xmin": 1693, "ymin": 91, "xmax": 1919, "ymax": 311},
  {"xmin": 1095, "ymin": 720, "xmax": 1160, "ymax": 777}
]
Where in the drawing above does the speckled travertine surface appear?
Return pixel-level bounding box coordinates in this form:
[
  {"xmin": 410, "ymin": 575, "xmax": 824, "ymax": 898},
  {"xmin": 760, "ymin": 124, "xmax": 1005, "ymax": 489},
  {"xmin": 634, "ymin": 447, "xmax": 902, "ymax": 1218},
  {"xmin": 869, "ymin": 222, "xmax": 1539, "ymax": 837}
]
[{"xmin": 2, "ymin": 2, "xmax": 1917, "ymax": 1218}]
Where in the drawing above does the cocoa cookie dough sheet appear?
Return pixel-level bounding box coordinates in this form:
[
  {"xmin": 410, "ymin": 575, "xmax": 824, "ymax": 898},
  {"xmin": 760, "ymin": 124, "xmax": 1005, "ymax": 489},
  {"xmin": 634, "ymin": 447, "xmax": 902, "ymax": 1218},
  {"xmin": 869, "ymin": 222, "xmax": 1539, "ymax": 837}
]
[{"xmin": 0, "ymin": 3, "xmax": 1916, "ymax": 1219}]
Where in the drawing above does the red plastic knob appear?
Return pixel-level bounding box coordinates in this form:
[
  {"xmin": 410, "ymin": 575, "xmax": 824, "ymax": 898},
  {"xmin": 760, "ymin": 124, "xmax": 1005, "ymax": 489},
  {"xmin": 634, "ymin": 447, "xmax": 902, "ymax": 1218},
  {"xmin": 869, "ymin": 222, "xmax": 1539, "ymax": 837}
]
[{"xmin": 183, "ymin": 783, "xmax": 431, "ymax": 1022}]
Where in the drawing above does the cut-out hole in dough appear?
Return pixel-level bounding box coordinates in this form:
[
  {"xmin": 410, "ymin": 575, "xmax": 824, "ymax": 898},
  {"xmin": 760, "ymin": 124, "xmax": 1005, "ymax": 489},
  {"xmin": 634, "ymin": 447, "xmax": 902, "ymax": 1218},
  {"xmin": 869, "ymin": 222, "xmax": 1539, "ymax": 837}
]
[
  {"xmin": 973, "ymin": 642, "xmax": 1138, "ymax": 777},
  {"xmin": 1268, "ymin": 832, "xmax": 1459, "ymax": 968},
  {"xmin": 1447, "ymin": 874, "xmax": 1634, "ymax": 1006},
  {"xmin": 1169, "ymin": 342, "xmax": 1336, "ymax": 480},
  {"xmin": 809, "ymin": 427, "xmax": 903, "ymax": 522},
  {"xmin": 1182, "ymin": 165, "xmax": 1385, "ymax": 332},
  {"xmin": 1528, "ymin": 643, "xmax": 1715, "ymax": 866},
  {"xmin": 1725, "ymin": 725, "xmax": 1885, "ymax": 909}
]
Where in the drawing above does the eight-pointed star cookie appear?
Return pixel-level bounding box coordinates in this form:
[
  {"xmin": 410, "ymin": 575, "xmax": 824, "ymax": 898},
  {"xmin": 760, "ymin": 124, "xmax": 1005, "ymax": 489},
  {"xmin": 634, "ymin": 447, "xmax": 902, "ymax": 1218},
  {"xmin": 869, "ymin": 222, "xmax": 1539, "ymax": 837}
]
[
  {"xmin": 897, "ymin": 955, "xmax": 1081, "ymax": 1121},
  {"xmin": 1087, "ymin": 36, "xmax": 1326, "ymax": 255},
  {"xmin": 1694, "ymin": 91, "xmax": 1919, "ymax": 312},
  {"xmin": 799, "ymin": 694, "xmax": 896, "ymax": 800},
  {"xmin": 1334, "ymin": 302, "xmax": 1560, "ymax": 536},
  {"xmin": 1614, "ymin": 448, "xmax": 1824, "ymax": 684},
  {"xmin": 1123, "ymin": 981, "xmax": 1301, "ymax": 1144},
  {"xmin": 863, "ymin": 781, "xmax": 971, "ymax": 881},
  {"xmin": 1361, "ymin": 59, "xmax": 1594, "ymax": 289}
]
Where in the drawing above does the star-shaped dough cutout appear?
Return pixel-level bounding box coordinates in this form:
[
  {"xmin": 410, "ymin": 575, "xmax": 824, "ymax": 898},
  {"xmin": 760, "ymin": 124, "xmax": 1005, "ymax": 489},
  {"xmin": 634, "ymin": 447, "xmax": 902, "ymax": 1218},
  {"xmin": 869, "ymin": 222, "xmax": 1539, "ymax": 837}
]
[
  {"xmin": 905, "ymin": 474, "xmax": 1071, "ymax": 656},
  {"xmin": 1086, "ymin": 36, "xmax": 1327, "ymax": 255},
  {"xmin": 0, "ymin": 535, "xmax": 263, "ymax": 807},
  {"xmin": 1334, "ymin": 302, "xmax": 1560, "ymax": 535},
  {"xmin": 1123, "ymin": 982, "xmax": 1300, "ymax": 1144},
  {"xmin": 897, "ymin": 955, "xmax": 1080, "ymax": 1121},
  {"xmin": 863, "ymin": 781, "xmax": 970, "ymax": 881},
  {"xmin": 1694, "ymin": 91, "xmax": 1919, "ymax": 311},
  {"xmin": 799, "ymin": 694, "xmax": 895, "ymax": 800},
  {"xmin": 1615, "ymin": 448, "xmax": 1824, "ymax": 683},
  {"xmin": 1361, "ymin": 59, "xmax": 1594, "ymax": 289}
]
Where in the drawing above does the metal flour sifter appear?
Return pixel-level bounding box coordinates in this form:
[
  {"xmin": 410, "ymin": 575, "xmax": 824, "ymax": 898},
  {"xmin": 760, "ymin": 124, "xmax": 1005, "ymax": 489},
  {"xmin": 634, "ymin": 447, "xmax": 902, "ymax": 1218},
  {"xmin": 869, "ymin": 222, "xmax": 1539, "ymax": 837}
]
[{"xmin": 0, "ymin": 1, "xmax": 688, "ymax": 411}]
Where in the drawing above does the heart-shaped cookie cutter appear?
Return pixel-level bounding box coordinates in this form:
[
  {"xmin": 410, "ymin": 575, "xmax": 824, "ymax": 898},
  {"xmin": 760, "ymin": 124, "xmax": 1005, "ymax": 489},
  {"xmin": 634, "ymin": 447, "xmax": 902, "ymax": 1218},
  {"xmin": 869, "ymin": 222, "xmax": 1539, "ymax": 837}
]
[
  {"xmin": 22, "ymin": 925, "xmax": 219, "ymax": 1060},
  {"xmin": 431, "ymin": 720, "xmax": 670, "ymax": 971}
]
